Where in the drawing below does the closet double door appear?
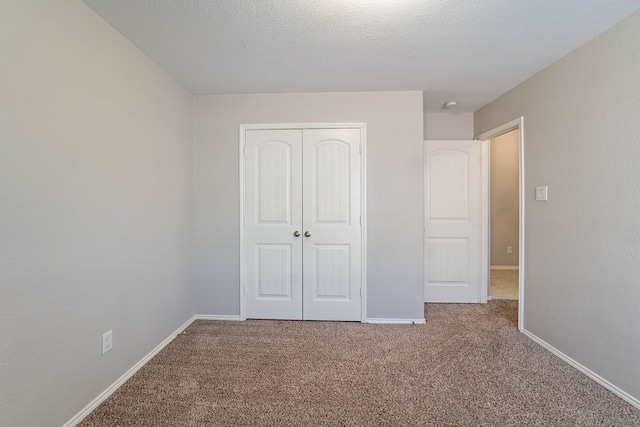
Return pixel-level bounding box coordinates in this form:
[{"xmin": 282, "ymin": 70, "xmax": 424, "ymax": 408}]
[{"xmin": 244, "ymin": 128, "xmax": 362, "ymax": 321}]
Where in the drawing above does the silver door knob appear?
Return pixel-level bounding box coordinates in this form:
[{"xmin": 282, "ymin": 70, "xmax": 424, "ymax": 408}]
[
  {"xmin": 304, "ymin": 231, "xmax": 311, "ymax": 237},
  {"xmin": 293, "ymin": 231, "xmax": 300, "ymax": 237}
]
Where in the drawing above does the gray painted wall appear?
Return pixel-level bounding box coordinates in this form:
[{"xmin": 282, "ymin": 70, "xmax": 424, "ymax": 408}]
[
  {"xmin": 475, "ymin": 11, "xmax": 640, "ymax": 401},
  {"xmin": 490, "ymin": 130, "xmax": 519, "ymax": 266},
  {"xmin": 424, "ymin": 112, "xmax": 474, "ymax": 140},
  {"xmin": 194, "ymin": 92, "xmax": 425, "ymax": 320},
  {"xmin": 0, "ymin": 1, "xmax": 195, "ymax": 425}
]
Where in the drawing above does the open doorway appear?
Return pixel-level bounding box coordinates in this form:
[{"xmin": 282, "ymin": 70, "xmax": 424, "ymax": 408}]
[
  {"xmin": 477, "ymin": 117, "xmax": 524, "ymax": 330},
  {"xmin": 488, "ymin": 129, "xmax": 520, "ymax": 300}
]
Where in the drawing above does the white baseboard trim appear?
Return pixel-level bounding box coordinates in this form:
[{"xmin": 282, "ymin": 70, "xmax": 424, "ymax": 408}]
[
  {"xmin": 195, "ymin": 314, "xmax": 243, "ymax": 321},
  {"xmin": 63, "ymin": 315, "xmax": 198, "ymax": 427},
  {"xmin": 366, "ymin": 318, "xmax": 426, "ymax": 325},
  {"xmin": 490, "ymin": 265, "xmax": 519, "ymax": 270},
  {"xmin": 521, "ymin": 329, "xmax": 640, "ymax": 410}
]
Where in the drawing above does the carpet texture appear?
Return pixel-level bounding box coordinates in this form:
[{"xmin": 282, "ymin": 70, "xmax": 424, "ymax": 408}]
[{"xmin": 79, "ymin": 301, "xmax": 640, "ymax": 426}]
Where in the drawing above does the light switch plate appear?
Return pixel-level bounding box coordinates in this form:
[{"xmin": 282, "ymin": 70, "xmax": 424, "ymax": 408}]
[
  {"xmin": 102, "ymin": 330, "xmax": 112, "ymax": 354},
  {"xmin": 535, "ymin": 186, "xmax": 548, "ymax": 201}
]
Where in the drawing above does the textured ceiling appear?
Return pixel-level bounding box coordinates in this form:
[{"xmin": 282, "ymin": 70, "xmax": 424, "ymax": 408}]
[{"xmin": 82, "ymin": 0, "xmax": 640, "ymax": 112}]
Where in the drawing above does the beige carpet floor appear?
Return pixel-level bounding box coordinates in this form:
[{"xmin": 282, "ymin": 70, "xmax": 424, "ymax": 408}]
[{"xmin": 80, "ymin": 301, "xmax": 640, "ymax": 426}]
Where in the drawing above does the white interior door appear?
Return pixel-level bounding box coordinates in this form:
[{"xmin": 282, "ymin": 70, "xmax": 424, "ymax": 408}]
[
  {"xmin": 245, "ymin": 129, "xmax": 303, "ymax": 319},
  {"xmin": 244, "ymin": 127, "xmax": 362, "ymax": 321},
  {"xmin": 424, "ymin": 140, "xmax": 483, "ymax": 303},
  {"xmin": 302, "ymin": 129, "xmax": 362, "ymax": 321}
]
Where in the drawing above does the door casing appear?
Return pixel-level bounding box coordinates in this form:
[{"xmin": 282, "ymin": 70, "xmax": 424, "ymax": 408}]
[
  {"xmin": 239, "ymin": 123, "xmax": 367, "ymax": 322},
  {"xmin": 476, "ymin": 117, "xmax": 525, "ymax": 331}
]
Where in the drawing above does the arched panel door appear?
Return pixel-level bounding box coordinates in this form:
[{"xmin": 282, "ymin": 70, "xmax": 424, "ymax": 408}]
[
  {"xmin": 424, "ymin": 141, "xmax": 482, "ymax": 303},
  {"xmin": 302, "ymin": 129, "xmax": 362, "ymax": 321},
  {"xmin": 245, "ymin": 130, "xmax": 303, "ymax": 320}
]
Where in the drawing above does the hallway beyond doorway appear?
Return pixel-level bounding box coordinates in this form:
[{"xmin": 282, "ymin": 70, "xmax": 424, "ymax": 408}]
[{"xmin": 491, "ymin": 269, "xmax": 518, "ymax": 300}]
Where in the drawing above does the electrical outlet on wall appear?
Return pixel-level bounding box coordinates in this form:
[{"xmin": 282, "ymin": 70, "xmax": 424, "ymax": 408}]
[
  {"xmin": 102, "ymin": 330, "xmax": 112, "ymax": 354},
  {"xmin": 507, "ymin": 246, "xmax": 513, "ymax": 254}
]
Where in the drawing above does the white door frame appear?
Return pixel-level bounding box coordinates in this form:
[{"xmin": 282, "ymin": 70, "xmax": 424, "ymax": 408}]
[
  {"xmin": 476, "ymin": 117, "xmax": 525, "ymax": 331},
  {"xmin": 239, "ymin": 123, "xmax": 368, "ymax": 322}
]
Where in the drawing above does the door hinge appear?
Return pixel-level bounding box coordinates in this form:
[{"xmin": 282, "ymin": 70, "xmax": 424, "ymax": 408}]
[
  {"xmin": 359, "ymin": 145, "xmax": 362, "ymax": 155},
  {"xmin": 243, "ymin": 145, "xmax": 247, "ymax": 156},
  {"xmin": 360, "ymin": 216, "xmax": 363, "ymax": 226},
  {"xmin": 243, "ymin": 215, "xmax": 246, "ymax": 225},
  {"xmin": 360, "ymin": 287, "xmax": 363, "ymax": 297}
]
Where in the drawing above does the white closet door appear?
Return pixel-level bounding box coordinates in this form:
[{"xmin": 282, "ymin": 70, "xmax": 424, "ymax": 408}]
[
  {"xmin": 302, "ymin": 129, "xmax": 362, "ymax": 321},
  {"xmin": 424, "ymin": 140, "xmax": 482, "ymax": 303},
  {"xmin": 245, "ymin": 129, "xmax": 303, "ymax": 320}
]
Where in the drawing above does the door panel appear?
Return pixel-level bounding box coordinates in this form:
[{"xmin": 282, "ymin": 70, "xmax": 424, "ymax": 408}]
[
  {"xmin": 314, "ymin": 244, "xmax": 351, "ymax": 299},
  {"xmin": 245, "ymin": 130, "xmax": 303, "ymax": 319},
  {"xmin": 428, "ymin": 150, "xmax": 469, "ymax": 220},
  {"xmin": 424, "ymin": 140, "xmax": 482, "ymax": 303},
  {"xmin": 302, "ymin": 129, "xmax": 361, "ymax": 321},
  {"xmin": 316, "ymin": 141, "xmax": 350, "ymax": 223},
  {"xmin": 426, "ymin": 238, "xmax": 469, "ymax": 282},
  {"xmin": 257, "ymin": 244, "xmax": 293, "ymax": 298}
]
